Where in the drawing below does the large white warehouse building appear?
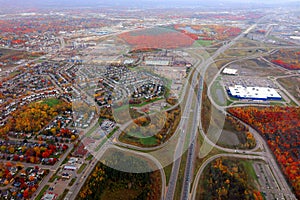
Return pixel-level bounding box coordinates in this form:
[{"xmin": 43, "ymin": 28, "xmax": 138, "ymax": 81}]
[{"xmin": 227, "ymin": 85, "xmax": 282, "ymax": 101}]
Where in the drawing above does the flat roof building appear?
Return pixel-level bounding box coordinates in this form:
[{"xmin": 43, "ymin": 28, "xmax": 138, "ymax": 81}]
[
  {"xmin": 64, "ymin": 165, "xmax": 77, "ymax": 171},
  {"xmin": 223, "ymin": 68, "xmax": 238, "ymax": 75},
  {"xmin": 228, "ymin": 85, "xmax": 282, "ymax": 101},
  {"xmin": 145, "ymin": 60, "xmax": 170, "ymax": 66},
  {"xmin": 124, "ymin": 59, "xmax": 135, "ymax": 65},
  {"xmin": 41, "ymin": 193, "xmax": 57, "ymax": 200}
]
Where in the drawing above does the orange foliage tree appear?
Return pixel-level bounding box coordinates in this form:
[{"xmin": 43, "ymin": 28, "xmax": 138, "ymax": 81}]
[{"xmin": 228, "ymin": 106, "xmax": 300, "ymax": 198}]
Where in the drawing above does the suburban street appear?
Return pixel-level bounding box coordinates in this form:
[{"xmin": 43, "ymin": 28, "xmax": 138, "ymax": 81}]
[{"xmin": 0, "ymin": 2, "xmax": 299, "ymax": 200}]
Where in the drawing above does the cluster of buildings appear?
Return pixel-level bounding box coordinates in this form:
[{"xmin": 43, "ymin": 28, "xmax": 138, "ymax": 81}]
[
  {"xmin": 100, "ymin": 120, "xmax": 116, "ymax": 133},
  {"xmin": 141, "ymin": 50, "xmax": 192, "ymax": 81},
  {"xmin": 0, "ymin": 31, "xmax": 60, "ymax": 53},
  {"xmin": 0, "ymin": 9, "xmax": 117, "ymax": 53},
  {"xmin": 0, "ymin": 164, "xmax": 47, "ymax": 200},
  {"xmin": 76, "ymin": 63, "xmax": 165, "ymax": 109},
  {"xmin": 1, "ymin": 5, "xmax": 294, "ymax": 199},
  {"xmin": 247, "ymin": 13, "xmax": 300, "ymax": 45},
  {"xmin": 0, "ymin": 59, "xmax": 93, "ymax": 132},
  {"xmin": 0, "ymin": 140, "xmax": 68, "ymax": 164},
  {"xmin": 73, "ymin": 111, "xmax": 95, "ymax": 129},
  {"xmin": 132, "ymin": 83, "xmax": 165, "ymax": 100},
  {"xmin": 41, "ymin": 192, "xmax": 57, "ymax": 200}
]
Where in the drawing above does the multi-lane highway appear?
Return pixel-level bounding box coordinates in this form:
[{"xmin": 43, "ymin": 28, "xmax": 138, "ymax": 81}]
[
  {"xmin": 176, "ymin": 23, "xmax": 258, "ymax": 200},
  {"xmin": 165, "ymin": 49, "xmax": 204, "ymax": 200},
  {"xmin": 59, "ymin": 18, "xmax": 297, "ymax": 200},
  {"xmin": 186, "ymin": 20, "xmax": 297, "ymax": 200},
  {"xmin": 164, "ymin": 16, "xmax": 297, "ymax": 200}
]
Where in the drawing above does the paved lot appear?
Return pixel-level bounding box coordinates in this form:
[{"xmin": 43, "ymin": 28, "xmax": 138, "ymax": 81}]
[
  {"xmin": 252, "ymin": 162, "xmax": 290, "ymax": 200},
  {"xmin": 222, "ymin": 76, "xmax": 278, "ymax": 89}
]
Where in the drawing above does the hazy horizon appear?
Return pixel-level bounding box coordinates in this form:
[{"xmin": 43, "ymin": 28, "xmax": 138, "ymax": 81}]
[{"xmin": 0, "ymin": 0, "xmax": 299, "ymax": 9}]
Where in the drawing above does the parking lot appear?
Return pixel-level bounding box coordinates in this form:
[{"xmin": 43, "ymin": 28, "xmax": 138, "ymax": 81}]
[
  {"xmin": 222, "ymin": 76, "xmax": 278, "ymax": 89},
  {"xmin": 252, "ymin": 162, "xmax": 289, "ymax": 200}
]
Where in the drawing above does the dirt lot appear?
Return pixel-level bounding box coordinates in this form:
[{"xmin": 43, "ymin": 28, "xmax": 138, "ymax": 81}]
[
  {"xmin": 277, "ymin": 76, "xmax": 300, "ymax": 102},
  {"xmin": 225, "ymin": 58, "xmax": 286, "ymax": 77}
]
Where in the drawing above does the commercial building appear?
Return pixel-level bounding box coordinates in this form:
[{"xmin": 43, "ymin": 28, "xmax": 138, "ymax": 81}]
[
  {"xmin": 145, "ymin": 60, "xmax": 170, "ymax": 66},
  {"xmin": 64, "ymin": 165, "xmax": 77, "ymax": 171},
  {"xmin": 41, "ymin": 193, "xmax": 57, "ymax": 200},
  {"xmin": 227, "ymin": 85, "xmax": 282, "ymax": 101},
  {"xmin": 222, "ymin": 68, "xmax": 238, "ymax": 75}
]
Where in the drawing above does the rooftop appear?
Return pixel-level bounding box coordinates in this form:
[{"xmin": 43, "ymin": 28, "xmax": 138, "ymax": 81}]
[
  {"xmin": 228, "ymin": 85, "xmax": 282, "ymax": 100},
  {"xmin": 223, "ymin": 68, "xmax": 238, "ymax": 75},
  {"xmin": 41, "ymin": 193, "xmax": 56, "ymax": 200}
]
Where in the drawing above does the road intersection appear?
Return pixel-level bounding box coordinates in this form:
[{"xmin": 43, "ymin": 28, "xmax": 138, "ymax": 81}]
[{"xmin": 55, "ymin": 19, "xmax": 297, "ymax": 200}]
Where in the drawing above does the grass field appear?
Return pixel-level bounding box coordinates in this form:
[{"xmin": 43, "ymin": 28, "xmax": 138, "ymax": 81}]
[
  {"xmin": 140, "ymin": 136, "xmax": 158, "ymax": 146},
  {"xmin": 41, "ymin": 98, "xmax": 61, "ymax": 107},
  {"xmin": 111, "ymin": 105, "xmax": 143, "ymax": 124},
  {"xmin": 0, "ymin": 48, "xmax": 18, "ymax": 56},
  {"xmin": 35, "ymin": 185, "xmax": 50, "ymax": 200},
  {"xmin": 77, "ymin": 163, "xmax": 87, "ymax": 174},
  {"xmin": 210, "ymin": 80, "xmax": 232, "ymax": 106},
  {"xmin": 174, "ymin": 151, "xmax": 189, "ymax": 200},
  {"xmin": 193, "ymin": 39, "xmax": 213, "ymax": 47},
  {"xmin": 164, "ymin": 163, "xmax": 173, "ymax": 184},
  {"xmin": 68, "ymin": 178, "xmax": 76, "ymax": 186},
  {"xmin": 240, "ymin": 160, "xmax": 259, "ymax": 184},
  {"xmin": 85, "ymin": 154, "xmax": 94, "ymax": 161},
  {"xmin": 120, "ymin": 132, "xmax": 159, "ymax": 147},
  {"xmin": 0, "ymin": 48, "xmax": 42, "ymax": 68}
]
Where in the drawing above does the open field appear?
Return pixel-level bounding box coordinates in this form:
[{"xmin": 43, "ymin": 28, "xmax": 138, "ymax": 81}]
[
  {"xmin": 164, "ymin": 163, "xmax": 173, "ymax": 184},
  {"xmin": 277, "ymin": 76, "xmax": 300, "ymax": 102},
  {"xmin": 231, "ymin": 38, "xmax": 262, "ymax": 48},
  {"xmin": 41, "ymin": 98, "xmax": 61, "ymax": 107},
  {"xmin": 0, "ymin": 48, "xmax": 43, "ymax": 68},
  {"xmin": 210, "ymin": 79, "xmax": 232, "ymax": 106},
  {"xmin": 119, "ymin": 27, "xmax": 195, "ymax": 49},
  {"xmin": 223, "ymin": 58, "xmax": 287, "ymax": 77},
  {"xmin": 193, "ymin": 40, "xmax": 214, "ymax": 47},
  {"xmin": 174, "ymin": 24, "xmax": 241, "ymax": 41}
]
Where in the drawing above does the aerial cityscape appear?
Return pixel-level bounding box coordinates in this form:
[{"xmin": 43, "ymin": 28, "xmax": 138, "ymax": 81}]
[{"xmin": 0, "ymin": 0, "xmax": 299, "ymax": 200}]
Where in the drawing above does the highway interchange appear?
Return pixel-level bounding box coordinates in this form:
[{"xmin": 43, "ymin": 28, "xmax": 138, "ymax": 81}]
[{"xmin": 56, "ymin": 18, "xmax": 297, "ymax": 200}]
